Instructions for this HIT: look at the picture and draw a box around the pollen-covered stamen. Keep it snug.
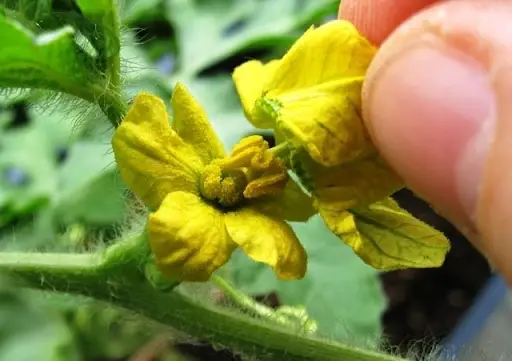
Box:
[244,158,289,199]
[199,162,247,207]
[220,135,270,170]
[200,136,290,207]
[244,172,288,199]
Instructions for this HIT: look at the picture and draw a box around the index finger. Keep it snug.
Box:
[338,0,443,45]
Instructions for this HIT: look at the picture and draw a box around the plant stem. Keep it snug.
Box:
[211,275,278,319]
[106,3,121,91]
[95,88,128,128]
[211,275,318,334]
[0,243,407,361]
[269,141,293,168]
[97,1,125,128]
[269,142,291,159]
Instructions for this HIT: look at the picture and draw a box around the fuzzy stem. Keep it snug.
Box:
[211,275,281,321]
[105,3,121,92]
[211,275,317,334]
[97,2,125,128]
[0,239,407,361]
[95,89,128,128]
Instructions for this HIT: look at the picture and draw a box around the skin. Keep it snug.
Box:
[338,0,512,284]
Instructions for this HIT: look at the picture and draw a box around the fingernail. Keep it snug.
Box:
[368,42,495,228]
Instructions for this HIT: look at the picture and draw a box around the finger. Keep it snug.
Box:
[338,0,443,45]
[362,0,512,282]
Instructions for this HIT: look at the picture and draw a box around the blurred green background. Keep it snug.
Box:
[0,0,491,360]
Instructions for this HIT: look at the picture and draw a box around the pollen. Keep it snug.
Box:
[199,136,289,208]
[199,162,246,208]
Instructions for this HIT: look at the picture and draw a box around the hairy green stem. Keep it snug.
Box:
[0,238,407,361]
[95,88,128,128]
[211,275,279,320]
[96,2,125,128]
[105,4,121,91]
[211,275,317,334]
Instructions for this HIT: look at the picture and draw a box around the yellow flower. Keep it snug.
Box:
[112,84,314,282]
[233,20,450,270]
[233,20,376,167]
[233,19,403,207]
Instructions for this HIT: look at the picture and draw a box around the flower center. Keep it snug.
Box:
[199,135,289,208]
[200,163,247,208]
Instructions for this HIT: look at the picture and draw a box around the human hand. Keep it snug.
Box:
[339,0,512,283]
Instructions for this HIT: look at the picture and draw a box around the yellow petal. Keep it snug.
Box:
[148,191,237,282]
[291,149,403,211]
[224,208,307,279]
[274,80,374,166]
[252,20,377,167]
[264,20,375,96]
[232,59,279,128]
[320,198,450,270]
[251,179,315,222]
[171,83,226,164]
[112,93,203,210]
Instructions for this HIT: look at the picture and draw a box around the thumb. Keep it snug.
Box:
[360,0,512,282]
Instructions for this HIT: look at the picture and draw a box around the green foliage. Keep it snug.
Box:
[231,215,386,346]
[0,282,80,361]
[0,101,126,230]
[166,0,338,76]
[0,107,61,226]
[68,304,154,359]
[54,142,126,226]
[0,16,96,98]
[0,0,63,31]
[75,0,121,66]
[2,0,121,72]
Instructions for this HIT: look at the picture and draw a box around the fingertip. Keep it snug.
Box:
[339,0,441,45]
[363,0,512,283]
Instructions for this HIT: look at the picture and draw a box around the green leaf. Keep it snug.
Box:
[0,89,31,106]
[69,305,154,360]
[0,0,52,30]
[165,0,338,76]
[0,15,96,99]
[230,215,386,346]
[54,141,126,225]
[0,121,57,226]
[0,108,13,130]
[0,100,125,228]
[2,0,121,75]
[0,282,80,361]
[340,198,451,269]
[75,0,121,62]
[75,0,112,13]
